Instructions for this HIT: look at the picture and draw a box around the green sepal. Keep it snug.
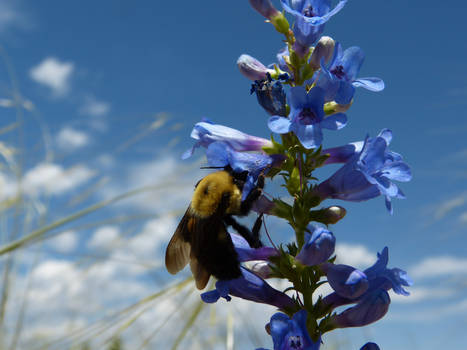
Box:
[270,12,290,35]
[270,198,293,221]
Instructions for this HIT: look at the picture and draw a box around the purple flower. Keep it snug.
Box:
[280,0,346,50]
[315,129,412,213]
[260,310,320,350]
[317,43,384,104]
[360,343,380,350]
[321,263,369,299]
[322,247,411,310]
[268,86,347,149]
[330,289,390,328]
[229,232,278,262]
[296,226,335,266]
[238,54,276,81]
[182,119,272,160]
[276,46,290,73]
[251,74,288,117]
[249,0,281,20]
[364,247,413,296]
[201,267,295,309]
[206,141,284,199]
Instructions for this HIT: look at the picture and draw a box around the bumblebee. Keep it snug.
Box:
[165,168,264,289]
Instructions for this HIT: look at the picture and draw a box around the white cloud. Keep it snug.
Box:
[80,96,110,117]
[29,57,74,96]
[88,226,120,250]
[0,0,30,33]
[56,127,90,151]
[390,286,456,304]
[409,256,467,279]
[46,231,79,253]
[22,162,94,196]
[334,243,376,269]
[100,156,202,215]
[458,211,467,224]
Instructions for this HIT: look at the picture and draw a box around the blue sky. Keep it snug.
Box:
[0,0,466,349]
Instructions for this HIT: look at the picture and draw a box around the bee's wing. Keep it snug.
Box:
[165,208,192,275]
[190,254,211,290]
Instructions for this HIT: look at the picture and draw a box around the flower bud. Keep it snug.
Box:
[248,0,280,20]
[330,289,390,328]
[237,54,275,81]
[310,206,347,225]
[309,36,335,70]
[321,263,369,299]
[296,226,335,266]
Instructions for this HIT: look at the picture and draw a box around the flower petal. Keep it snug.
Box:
[341,46,365,80]
[294,123,323,149]
[352,77,385,92]
[321,112,347,130]
[268,116,292,134]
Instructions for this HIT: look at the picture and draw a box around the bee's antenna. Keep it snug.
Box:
[200,166,225,169]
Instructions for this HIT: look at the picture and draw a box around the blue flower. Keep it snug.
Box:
[360,343,380,350]
[281,0,348,26]
[206,141,284,199]
[259,310,320,350]
[322,247,411,310]
[268,86,347,149]
[315,129,412,213]
[201,267,295,309]
[229,232,278,262]
[321,263,369,299]
[182,119,273,160]
[330,289,390,328]
[316,43,384,104]
[251,74,288,117]
[364,247,413,296]
[281,0,347,50]
[295,226,335,266]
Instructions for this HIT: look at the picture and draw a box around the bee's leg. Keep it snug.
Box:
[239,174,265,216]
[224,215,263,248]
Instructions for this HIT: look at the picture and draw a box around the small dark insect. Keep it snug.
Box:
[165,168,264,289]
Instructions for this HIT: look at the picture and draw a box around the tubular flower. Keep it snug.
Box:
[201,267,295,309]
[258,310,320,350]
[364,247,413,296]
[330,288,390,328]
[229,232,278,262]
[317,43,384,104]
[315,129,412,213]
[268,86,347,149]
[281,0,346,51]
[281,0,348,26]
[182,119,272,159]
[251,74,288,117]
[206,141,285,199]
[321,263,369,299]
[238,54,276,81]
[296,226,335,266]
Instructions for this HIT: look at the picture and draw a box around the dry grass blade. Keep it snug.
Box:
[0,183,177,256]
[170,298,205,350]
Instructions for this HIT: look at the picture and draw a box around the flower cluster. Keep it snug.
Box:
[178,1,413,349]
